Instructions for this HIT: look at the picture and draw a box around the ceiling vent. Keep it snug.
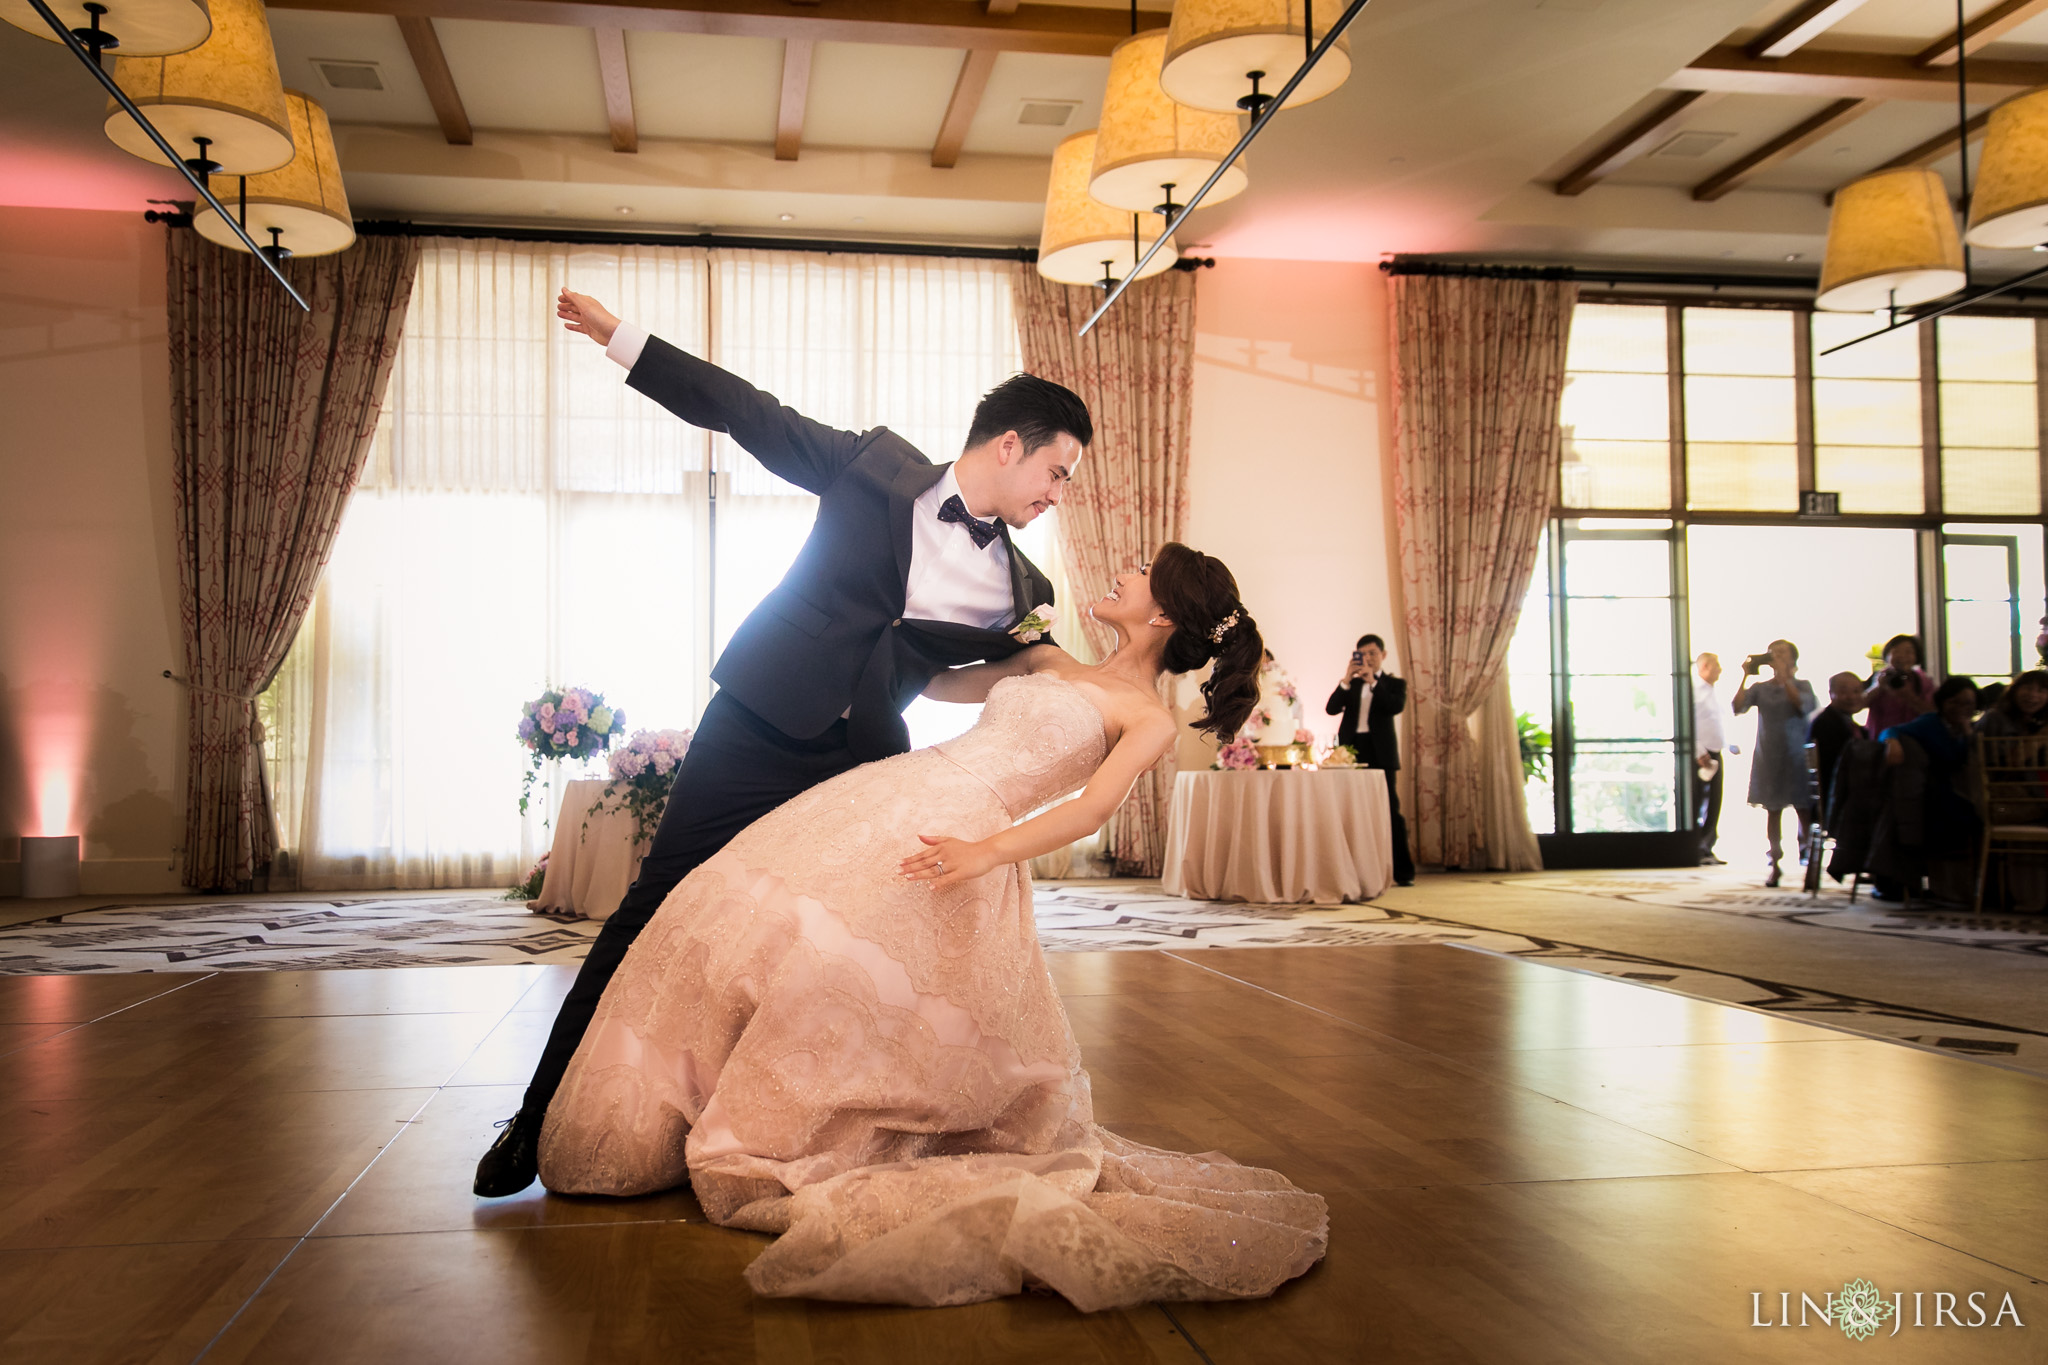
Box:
[1652,130,1735,159]
[1018,100,1081,127]
[315,60,386,92]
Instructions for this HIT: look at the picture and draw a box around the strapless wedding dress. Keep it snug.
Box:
[538,672,1327,1310]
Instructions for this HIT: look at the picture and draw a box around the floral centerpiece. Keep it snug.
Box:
[1215,736,1260,770]
[1321,743,1358,767]
[585,728,694,845]
[517,685,628,816]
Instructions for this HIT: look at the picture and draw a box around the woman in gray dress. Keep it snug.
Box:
[1731,638,1819,886]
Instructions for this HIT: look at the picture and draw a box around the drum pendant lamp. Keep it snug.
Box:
[1091,30,1249,217]
[0,0,209,57]
[193,91,355,261]
[1815,167,1966,313]
[103,0,292,177]
[1966,86,2048,248]
[1039,131,1179,287]
[1160,0,1352,115]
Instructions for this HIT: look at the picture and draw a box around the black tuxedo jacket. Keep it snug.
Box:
[626,337,1054,759]
[1326,673,1406,771]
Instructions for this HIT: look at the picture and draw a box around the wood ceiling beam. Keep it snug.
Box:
[1745,0,1871,60]
[1869,108,1991,173]
[1691,97,1875,201]
[931,48,996,168]
[1916,0,2048,67]
[269,0,1164,57]
[775,37,812,161]
[395,16,473,145]
[1668,45,2047,101]
[594,25,636,152]
[1553,90,1722,195]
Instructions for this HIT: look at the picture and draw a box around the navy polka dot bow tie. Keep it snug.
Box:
[938,494,1000,549]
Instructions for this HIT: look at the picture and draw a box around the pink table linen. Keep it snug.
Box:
[529,778,646,922]
[1163,768,1393,905]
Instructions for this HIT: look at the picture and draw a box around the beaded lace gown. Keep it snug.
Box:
[538,672,1328,1310]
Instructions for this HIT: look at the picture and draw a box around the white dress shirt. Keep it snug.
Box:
[1693,676,1727,753]
[606,322,1016,630]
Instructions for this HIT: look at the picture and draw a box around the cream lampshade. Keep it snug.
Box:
[1160,0,1352,115]
[104,0,291,176]
[1,0,210,56]
[193,91,354,259]
[1967,86,2048,248]
[1091,30,1249,215]
[1039,131,1179,286]
[1815,167,1966,312]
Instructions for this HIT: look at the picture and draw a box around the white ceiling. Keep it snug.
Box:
[4,0,2045,270]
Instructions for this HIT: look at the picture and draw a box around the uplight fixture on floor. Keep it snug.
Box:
[192,90,355,261]
[0,0,208,56]
[103,0,292,177]
[1090,29,1248,218]
[1814,167,1966,313]
[20,835,81,899]
[1037,130,1179,288]
[1160,0,1352,115]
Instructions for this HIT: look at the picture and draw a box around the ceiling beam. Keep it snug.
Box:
[1873,108,1991,172]
[594,25,636,152]
[1745,0,1871,60]
[931,48,997,169]
[1669,45,2047,101]
[1691,97,1875,201]
[776,37,812,161]
[395,16,472,146]
[270,0,1163,56]
[1916,0,2048,67]
[1553,90,1722,195]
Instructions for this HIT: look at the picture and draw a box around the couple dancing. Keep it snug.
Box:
[475,290,1327,1311]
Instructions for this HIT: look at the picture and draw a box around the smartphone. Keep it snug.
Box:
[1744,652,1772,673]
[1351,651,1365,666]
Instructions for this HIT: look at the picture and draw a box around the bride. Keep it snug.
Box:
[538,542,1328,1311]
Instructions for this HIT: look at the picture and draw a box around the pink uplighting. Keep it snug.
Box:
[36,772,77,839]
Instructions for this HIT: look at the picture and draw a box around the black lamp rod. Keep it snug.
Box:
[1815,257,2048,355]
[1077,0,1374,336]
[26,0,309,310]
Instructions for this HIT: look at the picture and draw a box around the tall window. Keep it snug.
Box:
[266,239,1026,888]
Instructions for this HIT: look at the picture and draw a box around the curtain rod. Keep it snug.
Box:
[353,219,1038,262]
[1381,256,2048,308]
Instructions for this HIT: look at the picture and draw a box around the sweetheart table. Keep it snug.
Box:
[529,778,646,922]
[1162,768,1393,905]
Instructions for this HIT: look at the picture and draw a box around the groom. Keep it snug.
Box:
[475,290,1089,1196]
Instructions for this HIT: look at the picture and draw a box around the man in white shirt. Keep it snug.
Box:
[1694,652,1731,866]
[478,289,1090,1197]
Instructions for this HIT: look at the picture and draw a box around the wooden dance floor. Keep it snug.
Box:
[3,943,2045,1363]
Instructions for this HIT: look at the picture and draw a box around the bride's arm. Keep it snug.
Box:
[920,645,1064,704]
[899,709,1177,887]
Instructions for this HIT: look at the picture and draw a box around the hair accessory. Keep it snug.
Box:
[1208,610,1240,644]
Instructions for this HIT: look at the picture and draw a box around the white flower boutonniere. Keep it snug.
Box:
[1011,603,1055,643]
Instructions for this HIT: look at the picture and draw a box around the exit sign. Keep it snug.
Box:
[1800,491,1841,518]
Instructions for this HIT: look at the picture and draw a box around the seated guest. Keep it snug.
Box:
[1809,671,1869,824]
[1865,633,1935,736]
[1978,669,2048,737]
[1327,634,1413,886]
[1872,676,1981,904]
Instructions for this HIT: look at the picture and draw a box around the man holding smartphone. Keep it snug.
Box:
[1327,634,1414,886]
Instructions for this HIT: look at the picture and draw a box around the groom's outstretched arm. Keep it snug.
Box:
[558,289,860,496]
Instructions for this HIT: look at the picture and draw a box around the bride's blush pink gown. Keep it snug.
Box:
[538,673,1327,1310]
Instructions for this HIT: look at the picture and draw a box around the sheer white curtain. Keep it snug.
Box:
[269,239,711,888]
[268,241,1036,888]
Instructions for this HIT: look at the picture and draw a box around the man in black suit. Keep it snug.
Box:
[476,289,1088,1196]
[1326,634,1414,886]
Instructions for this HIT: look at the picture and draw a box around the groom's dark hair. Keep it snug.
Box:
[964,373,1093,454]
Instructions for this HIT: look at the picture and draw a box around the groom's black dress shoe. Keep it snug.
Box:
[474,1108,543,1197]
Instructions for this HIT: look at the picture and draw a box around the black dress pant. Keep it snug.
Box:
[1375,766,1415,884]
[1696,751,1724,860]
[520,691,860,1116]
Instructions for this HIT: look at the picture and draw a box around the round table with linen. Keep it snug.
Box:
[1162,768,1393,905]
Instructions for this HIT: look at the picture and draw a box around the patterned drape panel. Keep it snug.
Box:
[1390,274,1576,870]
[168,231,421,890]
[1013,268,1196,875]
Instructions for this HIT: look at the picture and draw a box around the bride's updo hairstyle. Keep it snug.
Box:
[1149,541,1264,741]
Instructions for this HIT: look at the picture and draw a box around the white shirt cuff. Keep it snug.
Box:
[606,321,650,371]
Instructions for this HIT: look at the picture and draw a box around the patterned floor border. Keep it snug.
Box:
[2,881,2044,1076]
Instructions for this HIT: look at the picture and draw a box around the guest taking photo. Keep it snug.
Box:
[1327,634,1413,886]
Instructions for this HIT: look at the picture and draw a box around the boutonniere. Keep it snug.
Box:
[1011,603,1055,643]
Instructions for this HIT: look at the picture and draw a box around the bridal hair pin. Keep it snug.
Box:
[1208,611,1241,644]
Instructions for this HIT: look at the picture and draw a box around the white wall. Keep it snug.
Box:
[0,207,186,895]
[1180,258,1401,769]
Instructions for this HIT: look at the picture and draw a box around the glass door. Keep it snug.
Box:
[1942,533,2024,681]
